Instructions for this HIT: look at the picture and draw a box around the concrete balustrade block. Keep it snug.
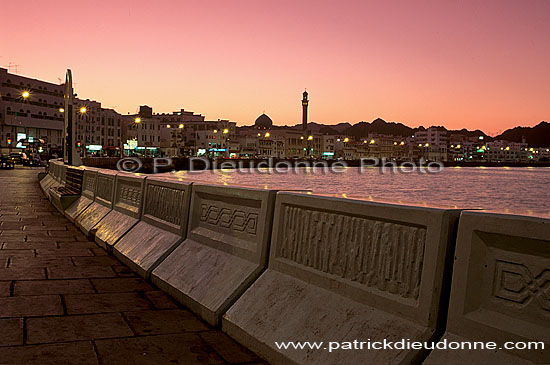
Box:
[51,160,63,182]
[39,160,53,192]
[50,166,82,213]
[152,184,276,326]
[40,160,59,194]
[39,174,55,194]
[75,170,116,236]
[57,163,67,183]
[223,192,461,364]
[48,165,68,204]
[113,177,191,279]
[94,173,146,250]
[65,168,99,223]
[424,211,550,364]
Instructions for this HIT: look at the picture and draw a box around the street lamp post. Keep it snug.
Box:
[63,69,80,165]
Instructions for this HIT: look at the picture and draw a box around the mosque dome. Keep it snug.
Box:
[254,113,273,129]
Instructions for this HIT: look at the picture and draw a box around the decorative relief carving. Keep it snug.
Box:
[118,183,141,207]
[144,184,185,226]
[494,260,550,311]
[96,176,114,202]
[200,204,258,234]
[278,205,426,300]
[83,174,95,194]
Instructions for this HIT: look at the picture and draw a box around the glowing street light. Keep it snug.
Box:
[223,128,229,134]
[59,108,65,113]
[370,139,375,144]
[79,106,87,114]
[134,117,141,124]
[343,138,349,143]
[166,124,171,128]
[308,135,313,141]
[265,132,270,137]
[213,129,218,133]
[21,91,30,99]
[179,124,184,129]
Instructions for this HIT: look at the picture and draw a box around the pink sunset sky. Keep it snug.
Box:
[1,0,548,135]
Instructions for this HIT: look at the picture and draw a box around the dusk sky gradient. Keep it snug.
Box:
[1,0,549,135]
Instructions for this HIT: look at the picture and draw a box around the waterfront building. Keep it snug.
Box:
[0,68,123,157]
[122,106,232,157]
[485,140,528,162]
[191,122,236,157]
[0,67,65,155]
[414,127,448,161]
[156,109,206,156]
[74,98,123,156]
[257,134,286,159]
[122,106,161,156]
[320,135,335,158]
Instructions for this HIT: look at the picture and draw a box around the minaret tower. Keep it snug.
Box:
[302,90,309,131]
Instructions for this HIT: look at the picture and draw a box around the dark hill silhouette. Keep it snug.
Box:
[494,121,550,147]
[343,118,414,138]
[290,122,351,134]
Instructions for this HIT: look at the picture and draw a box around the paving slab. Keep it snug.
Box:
[64,292,153,314]
[123,309,209,335]
[14,279,95,296]
[0,295,63,318]
[8,256,74,268]
[0,341,98,364]
[0,318,23,346]
[0,267,47,280]
[47,265,117,279]
[0,281,10,296]
[94,333,224,364]
[91,277,153,293]
[36,248,94,257]
[26,313,134,344]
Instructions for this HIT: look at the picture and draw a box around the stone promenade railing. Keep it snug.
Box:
[38,162,550,364]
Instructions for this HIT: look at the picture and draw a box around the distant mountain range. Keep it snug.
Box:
[240,118,549,146]
[493,121,550,147]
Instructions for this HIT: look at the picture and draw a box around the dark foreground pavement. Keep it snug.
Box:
[0,166,263,364]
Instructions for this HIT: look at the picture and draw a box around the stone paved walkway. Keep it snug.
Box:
[0,166,263,364]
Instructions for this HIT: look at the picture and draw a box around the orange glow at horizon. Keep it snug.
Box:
[1,0,548,136]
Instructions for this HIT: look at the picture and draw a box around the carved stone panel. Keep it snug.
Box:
[115,179,143,214]
[276,205,426,301]
[144,183,186,228]
[82,172,96,198]
[96,175,114,204]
